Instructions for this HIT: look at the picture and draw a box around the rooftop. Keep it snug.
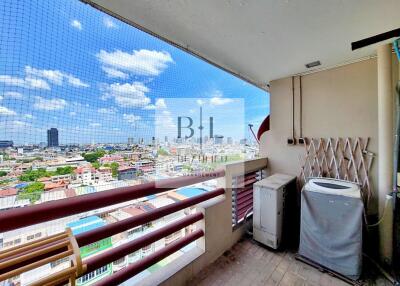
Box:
[67,215,106,235]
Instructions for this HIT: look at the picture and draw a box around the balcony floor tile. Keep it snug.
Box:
[189,238,390,286]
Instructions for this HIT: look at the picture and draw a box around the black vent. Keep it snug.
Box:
[305,61,321,68]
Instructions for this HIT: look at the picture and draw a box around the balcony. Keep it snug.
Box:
[0,1,399,285]
[0,158,269,285]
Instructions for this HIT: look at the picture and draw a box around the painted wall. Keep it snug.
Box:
[260,58,380,212]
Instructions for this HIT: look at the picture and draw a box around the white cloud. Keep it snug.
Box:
[103,18,117,29]
[98,107,117,114]
[33,96,67,111]
[0,75,50,90]
[65,75,89,88]
[0,120,32,132]
[71,19,82,30]
[12,120,31,128]
[144,98,167,110]
[0,106,16,116]
[123,114,141,124]
[25,66,89,88]
[102,81,150,107]
[96,49,173,77]
[69,111,77,116]
[3,91,23,99]
[24,114,34,119]
[101,67,129,79]
[25,66,63,84]
[155,109,176,129]
[210,97,233,106]
[196,99,205,106]
[208,90,233,106]
[89,123,101,127]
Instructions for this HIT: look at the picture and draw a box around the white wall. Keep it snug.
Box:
[261,58,381,212]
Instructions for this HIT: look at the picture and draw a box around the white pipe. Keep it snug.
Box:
[378,44,394,263]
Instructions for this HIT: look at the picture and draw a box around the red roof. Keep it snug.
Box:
[121,203,155,217]
[37,177,51,182]
[74,166,95,174]
[122,206,146,217]
[44,181,68,191]
[0,188,17,197]
[99,155,123,162]
[139,166,154,172]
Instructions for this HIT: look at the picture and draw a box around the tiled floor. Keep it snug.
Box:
[189,238,390,286]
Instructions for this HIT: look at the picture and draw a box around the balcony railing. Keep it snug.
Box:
[0,158,268,286]
[0,170,225,285]
[231,169,265,226]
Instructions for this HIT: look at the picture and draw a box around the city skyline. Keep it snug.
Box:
[0,0,269,145]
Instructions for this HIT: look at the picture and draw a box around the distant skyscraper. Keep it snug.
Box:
[128,137,134,145]
[165,136,168,143]
[214,135,224,144]
[227,137,233,145]
[47,128,59,147]
[0,140,13,149]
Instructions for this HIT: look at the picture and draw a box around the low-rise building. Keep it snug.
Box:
[68,216,113,286]
[118,166,137,180]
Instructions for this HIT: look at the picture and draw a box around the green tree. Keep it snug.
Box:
[18,182,45,203]
[83,150,106,163]
[0,171,7,177]
[19,168,54,182]
[55,166,75,175]
[110,162,119,178]
[157,148,168,156]
[92,161,100,169]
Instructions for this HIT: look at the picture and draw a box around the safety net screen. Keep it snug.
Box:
[0,0,269,285]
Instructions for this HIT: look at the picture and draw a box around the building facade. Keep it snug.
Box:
[47,128,59,147]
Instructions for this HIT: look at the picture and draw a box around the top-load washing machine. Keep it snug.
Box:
[299,178,363,280]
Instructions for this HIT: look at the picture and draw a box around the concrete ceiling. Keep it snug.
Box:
[86,0,400,89]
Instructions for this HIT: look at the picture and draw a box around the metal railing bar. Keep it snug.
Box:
[93,229,204,286]
[76,188,224,247]
[83,212,203,273]
[0,249,73,281]
[0,170,224,233]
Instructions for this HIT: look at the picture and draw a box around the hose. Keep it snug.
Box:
[366,195,391,228]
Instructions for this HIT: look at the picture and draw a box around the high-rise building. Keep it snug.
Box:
[227,137,233,145]
[164,136,168,143]
[214,135,224,144]
[47,128,59,147]
[128,137,134,145]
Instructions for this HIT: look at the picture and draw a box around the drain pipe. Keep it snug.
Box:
[377,43,394,263]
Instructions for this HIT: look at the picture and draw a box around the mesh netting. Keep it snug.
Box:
[0,0,267,146]
[0,1,269,284]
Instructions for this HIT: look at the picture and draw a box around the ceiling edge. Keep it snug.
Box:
[81,0,269,91]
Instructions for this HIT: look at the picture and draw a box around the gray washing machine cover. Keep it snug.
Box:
[299,182,363,279]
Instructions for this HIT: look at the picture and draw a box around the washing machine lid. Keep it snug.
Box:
[307,178,360,198]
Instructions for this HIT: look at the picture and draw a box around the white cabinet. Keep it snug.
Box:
[253,174,296,249]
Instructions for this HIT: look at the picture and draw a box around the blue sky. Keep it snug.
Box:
[0,0,269,145]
